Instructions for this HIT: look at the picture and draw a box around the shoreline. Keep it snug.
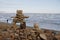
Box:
[0,22,60,32]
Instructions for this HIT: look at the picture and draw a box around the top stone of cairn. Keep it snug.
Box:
[17,10,22,14]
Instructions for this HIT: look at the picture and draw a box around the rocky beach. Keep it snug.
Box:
[0,21,60,40]
[0,10,60,40]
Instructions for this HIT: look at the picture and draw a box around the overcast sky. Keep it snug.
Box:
[0,0,60,13]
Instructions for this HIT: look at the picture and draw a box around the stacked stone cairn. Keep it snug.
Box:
[12,10,29,30]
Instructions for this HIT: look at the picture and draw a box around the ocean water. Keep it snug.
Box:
[0,13,60,31]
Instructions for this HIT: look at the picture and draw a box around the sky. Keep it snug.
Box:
[0,0,60,13]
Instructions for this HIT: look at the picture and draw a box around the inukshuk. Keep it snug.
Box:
[12,10,29,30]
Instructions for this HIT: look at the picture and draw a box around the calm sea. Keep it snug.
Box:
[0,13,60,31]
